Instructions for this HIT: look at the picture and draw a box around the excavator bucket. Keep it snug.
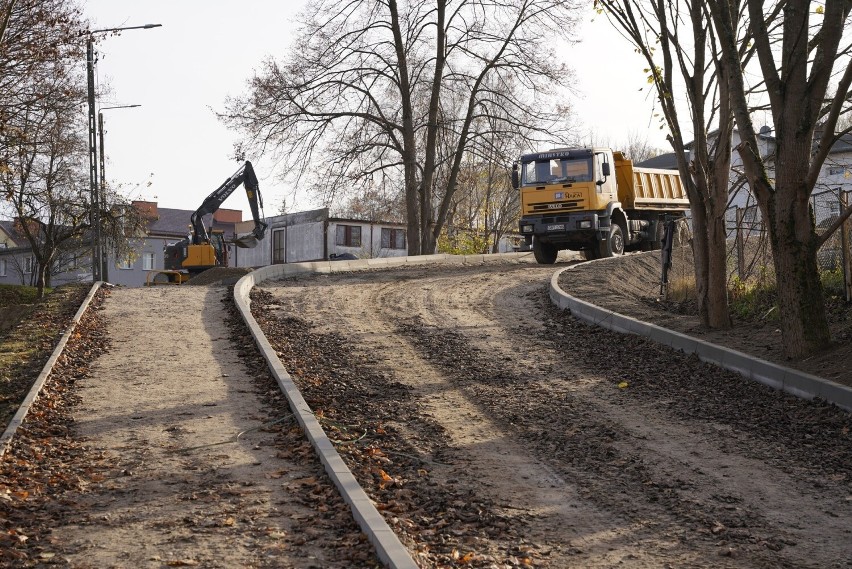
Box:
[232,234,259,249]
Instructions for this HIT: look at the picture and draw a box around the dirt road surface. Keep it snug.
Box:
[8,257,849,568]
[254,258,851,568]
[45,285,380,568]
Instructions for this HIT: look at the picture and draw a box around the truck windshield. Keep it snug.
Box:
[522,157,593,185]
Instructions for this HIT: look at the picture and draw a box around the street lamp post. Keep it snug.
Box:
[86,23,161,282]
[98,104,141,282]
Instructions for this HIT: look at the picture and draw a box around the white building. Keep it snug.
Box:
[232,208,409,268]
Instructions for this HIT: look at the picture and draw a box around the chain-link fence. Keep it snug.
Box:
[725,189,852,299]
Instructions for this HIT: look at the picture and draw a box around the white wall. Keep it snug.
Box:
[327,221,408,259]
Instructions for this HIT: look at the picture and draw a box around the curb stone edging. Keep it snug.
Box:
[550,264,852,413]
[0,282,104,458]
[233,252,535,569]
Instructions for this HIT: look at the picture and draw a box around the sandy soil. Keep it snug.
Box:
[254,257,851,568]
[46,285,379,568]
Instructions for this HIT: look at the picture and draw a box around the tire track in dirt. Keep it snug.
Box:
[260,261,851,568]
[266,268,624,566]
[386,267,849,567]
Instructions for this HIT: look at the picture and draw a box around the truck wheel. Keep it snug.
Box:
[596,224,625,258]
[610,224,626,255]
[533,237,558,264]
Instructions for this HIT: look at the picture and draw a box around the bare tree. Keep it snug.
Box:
[1,71,90,295]
[334,180,405,223]
[0,0,89,296]
[706,0,852,357]
[222,0,579,255]
[0,0,15,51]
[0,0,84,134]
[620,130,666,164]
[597,0,740,328]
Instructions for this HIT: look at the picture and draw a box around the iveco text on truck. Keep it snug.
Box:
[512,147,689,264]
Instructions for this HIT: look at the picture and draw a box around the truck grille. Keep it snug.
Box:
[540,215,573,224]
[531,201,581,212]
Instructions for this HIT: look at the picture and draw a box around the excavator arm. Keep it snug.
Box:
[155,161,269,280]
[189,160,268,248]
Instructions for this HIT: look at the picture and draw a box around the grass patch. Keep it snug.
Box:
[668,269,845,322]
[0,284,89,430]
[666,274,696,303]
[0,284,47,307]
[820,268,846,298]
[728,275,778,321]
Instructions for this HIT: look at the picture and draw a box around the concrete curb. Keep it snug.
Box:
[232,252,535,569]
[0,282,104,458]
[550,264,852,412]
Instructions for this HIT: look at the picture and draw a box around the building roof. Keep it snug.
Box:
[635,153,681,170]
[0,220,25,247]
[133,202,240,239]
[822,132,852,155]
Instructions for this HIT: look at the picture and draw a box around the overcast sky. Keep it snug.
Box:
[82,1,668,218]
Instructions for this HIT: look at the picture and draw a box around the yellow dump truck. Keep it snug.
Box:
[512,147,689,264]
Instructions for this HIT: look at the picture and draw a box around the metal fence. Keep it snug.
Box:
[725,189,852,300]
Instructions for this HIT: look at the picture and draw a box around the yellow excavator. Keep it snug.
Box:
[147,161,268,285]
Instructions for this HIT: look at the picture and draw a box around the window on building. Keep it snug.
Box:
[118,255,133,270]
[336,224,361,247]
[273,229,286,264]
[381,228,406,250]
[0,259,6,277]
[142,252,155,271]
[24,257,33,274]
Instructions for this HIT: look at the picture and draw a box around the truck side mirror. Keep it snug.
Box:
[511,164,519,190]
[602,162,611,177]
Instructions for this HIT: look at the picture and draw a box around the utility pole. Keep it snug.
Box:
[86,23,161,283]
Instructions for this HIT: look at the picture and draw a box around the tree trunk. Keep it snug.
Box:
[689,208,711,325]
[388,0,420,256]
[770,180,830,357]
[406,167,420,256]
[705,212,730,328]
[36,264,47,298]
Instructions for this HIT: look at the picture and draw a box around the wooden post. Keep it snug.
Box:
[736,207,745,279]
[841,192,852,302]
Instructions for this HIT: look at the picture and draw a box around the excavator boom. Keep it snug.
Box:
[190,161,268,247]
[151,161,268,283]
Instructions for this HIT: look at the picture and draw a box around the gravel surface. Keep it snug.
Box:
[254,258,851,568]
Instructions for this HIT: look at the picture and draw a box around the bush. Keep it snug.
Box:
[728,275,778,321]
[821,267,846,297]
[436,231,489,255]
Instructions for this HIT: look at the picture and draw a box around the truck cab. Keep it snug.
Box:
[513,146,688,264]
[515,147,621,263]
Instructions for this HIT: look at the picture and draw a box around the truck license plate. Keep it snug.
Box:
[546,224,565,231]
